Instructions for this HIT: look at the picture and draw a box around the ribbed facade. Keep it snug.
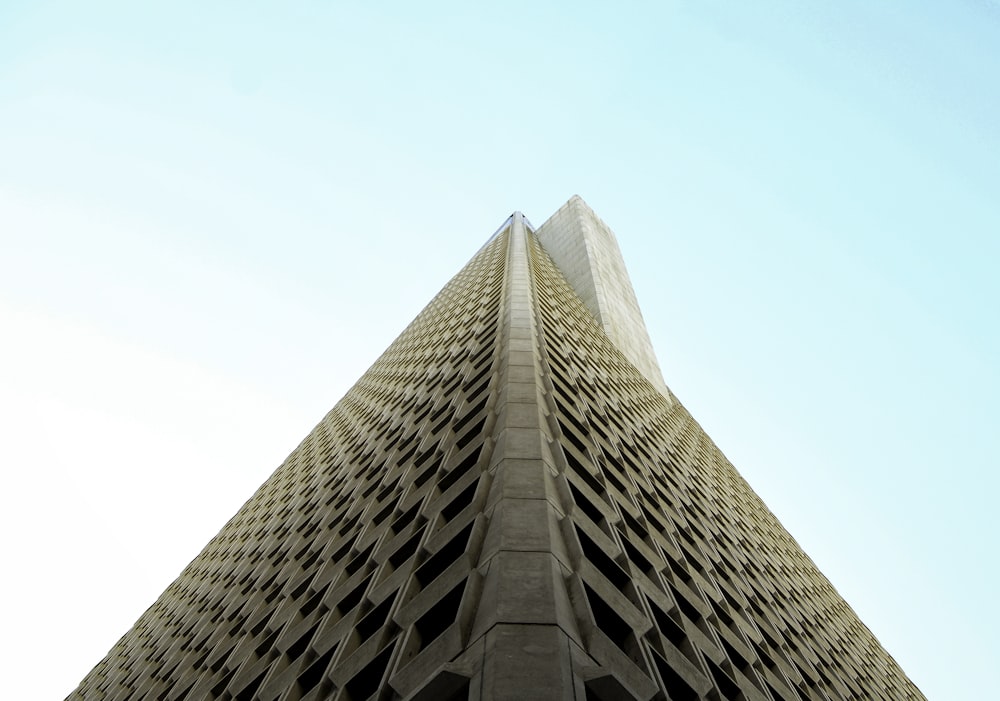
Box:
[69,203,922,700]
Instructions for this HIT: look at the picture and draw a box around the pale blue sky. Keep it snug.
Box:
[1,2,997,698]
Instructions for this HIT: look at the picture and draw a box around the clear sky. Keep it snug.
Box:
[1,2,997,698]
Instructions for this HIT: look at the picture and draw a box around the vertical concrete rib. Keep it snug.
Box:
[473,213,580,700]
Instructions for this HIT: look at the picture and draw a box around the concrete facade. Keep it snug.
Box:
[69,199,923,700]
[535,195,667,396]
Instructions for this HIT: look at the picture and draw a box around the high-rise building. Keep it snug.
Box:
[70,197,923,700]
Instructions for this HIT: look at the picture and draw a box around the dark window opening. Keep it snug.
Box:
[416,522,473,588]
[296,644,337,696]
[413,579,465,651]
[355,596,394,643]
[583,582,632,651]
[576,525,630,590]
[441,478,478,523]
[343,643,394,701]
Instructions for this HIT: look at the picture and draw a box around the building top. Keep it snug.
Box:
[536,195,668,395]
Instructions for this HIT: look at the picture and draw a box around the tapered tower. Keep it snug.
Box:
[70,198,922,700]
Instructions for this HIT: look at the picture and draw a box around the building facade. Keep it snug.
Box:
[70,199,922,700]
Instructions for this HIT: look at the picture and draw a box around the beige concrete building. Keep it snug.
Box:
[69,199,922,700]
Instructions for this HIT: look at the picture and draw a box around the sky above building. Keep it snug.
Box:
[1,2,997,698]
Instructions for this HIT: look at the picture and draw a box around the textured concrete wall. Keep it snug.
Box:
[535,196,668,395]
[68,209,924,701]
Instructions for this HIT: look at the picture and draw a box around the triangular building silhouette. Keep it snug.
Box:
[70,198,923,700]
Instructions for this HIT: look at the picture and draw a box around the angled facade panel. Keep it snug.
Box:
[69,201,922,700]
